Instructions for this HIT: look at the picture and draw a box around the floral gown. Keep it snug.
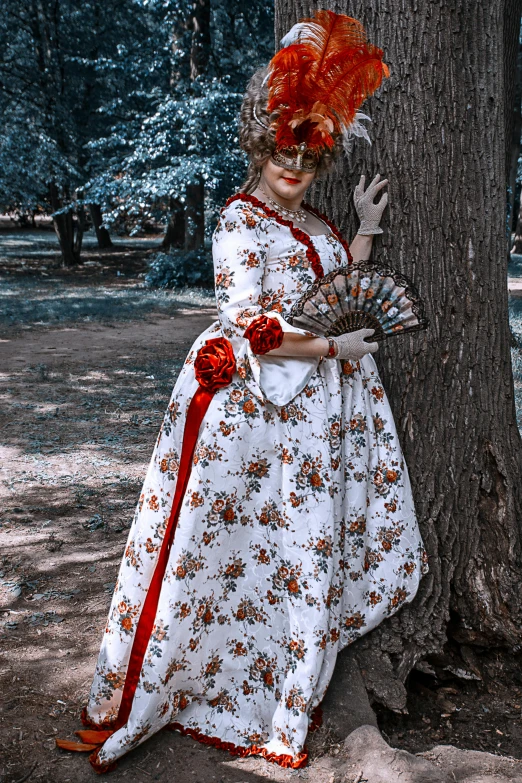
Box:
[81,193,429,772]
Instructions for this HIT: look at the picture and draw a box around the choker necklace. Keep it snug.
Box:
[258,187,308,223]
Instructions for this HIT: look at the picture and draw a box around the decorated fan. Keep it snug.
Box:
[287,261,428,341]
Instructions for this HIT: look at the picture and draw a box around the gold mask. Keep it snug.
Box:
[271,142,319,172]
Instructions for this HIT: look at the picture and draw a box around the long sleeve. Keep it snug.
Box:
[212,200,320,406]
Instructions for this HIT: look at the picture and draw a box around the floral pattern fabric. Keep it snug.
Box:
[84,196,429,769]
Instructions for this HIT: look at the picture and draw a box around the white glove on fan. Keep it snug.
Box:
[354,173,389,235]
[332,328,379,361]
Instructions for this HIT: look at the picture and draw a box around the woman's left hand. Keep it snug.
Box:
[354,173,389,235]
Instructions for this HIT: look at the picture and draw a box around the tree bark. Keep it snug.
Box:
[505,12,522,238]
[275,0,522,714]
[74,201,86,259]
[89,203,113,249]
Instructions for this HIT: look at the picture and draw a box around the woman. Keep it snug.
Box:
[57,10,428,773]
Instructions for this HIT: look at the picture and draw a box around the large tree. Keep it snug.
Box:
[275,0,522,777]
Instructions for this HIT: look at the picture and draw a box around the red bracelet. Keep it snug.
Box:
[326,337,337,358]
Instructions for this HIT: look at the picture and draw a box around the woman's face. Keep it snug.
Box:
[260,157,316,203]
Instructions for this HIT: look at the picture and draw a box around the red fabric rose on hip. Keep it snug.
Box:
[194,337,236,393]
[243,315,284,355]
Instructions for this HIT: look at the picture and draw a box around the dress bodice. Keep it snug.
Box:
[214,195,350,322]
[211,196,352,407]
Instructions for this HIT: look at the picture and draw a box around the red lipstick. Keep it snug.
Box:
[283,177,301,184]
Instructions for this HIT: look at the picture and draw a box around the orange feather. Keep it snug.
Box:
[267,10,388,150]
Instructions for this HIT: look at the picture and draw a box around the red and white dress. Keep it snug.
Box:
[74,194,429,772]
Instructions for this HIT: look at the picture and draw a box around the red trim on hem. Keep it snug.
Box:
[225,193,325,279]
[89,748,119,775]
[74,703,323,774]
[81,706,115,731]
[166,722,309,769]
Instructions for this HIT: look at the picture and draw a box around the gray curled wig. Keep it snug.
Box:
[238,67,341,194]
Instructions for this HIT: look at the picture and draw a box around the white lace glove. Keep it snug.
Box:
[353,173,389,235]
[332,328,379,360]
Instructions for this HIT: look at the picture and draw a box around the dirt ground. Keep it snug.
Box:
[2,232,522,783]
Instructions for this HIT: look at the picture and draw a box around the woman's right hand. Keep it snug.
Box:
[333,329,379,360]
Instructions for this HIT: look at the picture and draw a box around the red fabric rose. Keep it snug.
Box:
[194,337,236,393]
[243,315,284,355]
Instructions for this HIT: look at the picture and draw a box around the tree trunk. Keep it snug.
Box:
[161,198,185,250]
[74,201,86,258]
[275,0,522,715]
[184,178,205,251]
[190,0,211,80]
[182,0,211,250]
[89,203,113,249]
[49,183,81,266]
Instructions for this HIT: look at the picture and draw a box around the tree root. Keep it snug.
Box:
[341,725,450,782]
[333,726,522,783]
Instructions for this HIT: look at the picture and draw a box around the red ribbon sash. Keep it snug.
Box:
[115,385,213,728]
[56,384,213,767]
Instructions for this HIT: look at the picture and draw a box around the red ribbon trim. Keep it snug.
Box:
[224,193,354,278]
[56,384,215,770]
[115,385,214,729]
[302,200,353,264]
[167,721,309,769]
[66,703,322,774]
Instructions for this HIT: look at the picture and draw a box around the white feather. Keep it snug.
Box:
[341,112,372,155]
[280,21,321,48]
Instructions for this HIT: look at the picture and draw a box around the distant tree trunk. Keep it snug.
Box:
[182,0,211,251]
[161,198,185,250]
[49,183,81,266]
[512,198,522,254]
[89,204,113,249]
[164,1,209,251]
[190,0,211,81]
[74,200,86,258]
[275,0,522,723]
[184,178,205,251]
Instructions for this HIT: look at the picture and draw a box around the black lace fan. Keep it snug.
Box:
[287,261,429,341]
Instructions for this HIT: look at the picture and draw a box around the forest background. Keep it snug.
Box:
[2,1,522,782]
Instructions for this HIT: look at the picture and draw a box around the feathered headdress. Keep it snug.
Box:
[266,10,389,152]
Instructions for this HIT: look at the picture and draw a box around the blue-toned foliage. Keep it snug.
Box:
[145,248,214,289]
[0,0,274,237]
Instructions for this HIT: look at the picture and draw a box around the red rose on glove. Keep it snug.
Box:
[194,337,236,393]
[244,315,284,355]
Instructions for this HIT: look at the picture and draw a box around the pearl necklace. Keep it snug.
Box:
[258,187,308,223]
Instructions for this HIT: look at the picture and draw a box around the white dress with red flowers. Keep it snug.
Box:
[81,194,429,771]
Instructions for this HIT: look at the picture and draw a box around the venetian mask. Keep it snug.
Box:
[271,142,319,173]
